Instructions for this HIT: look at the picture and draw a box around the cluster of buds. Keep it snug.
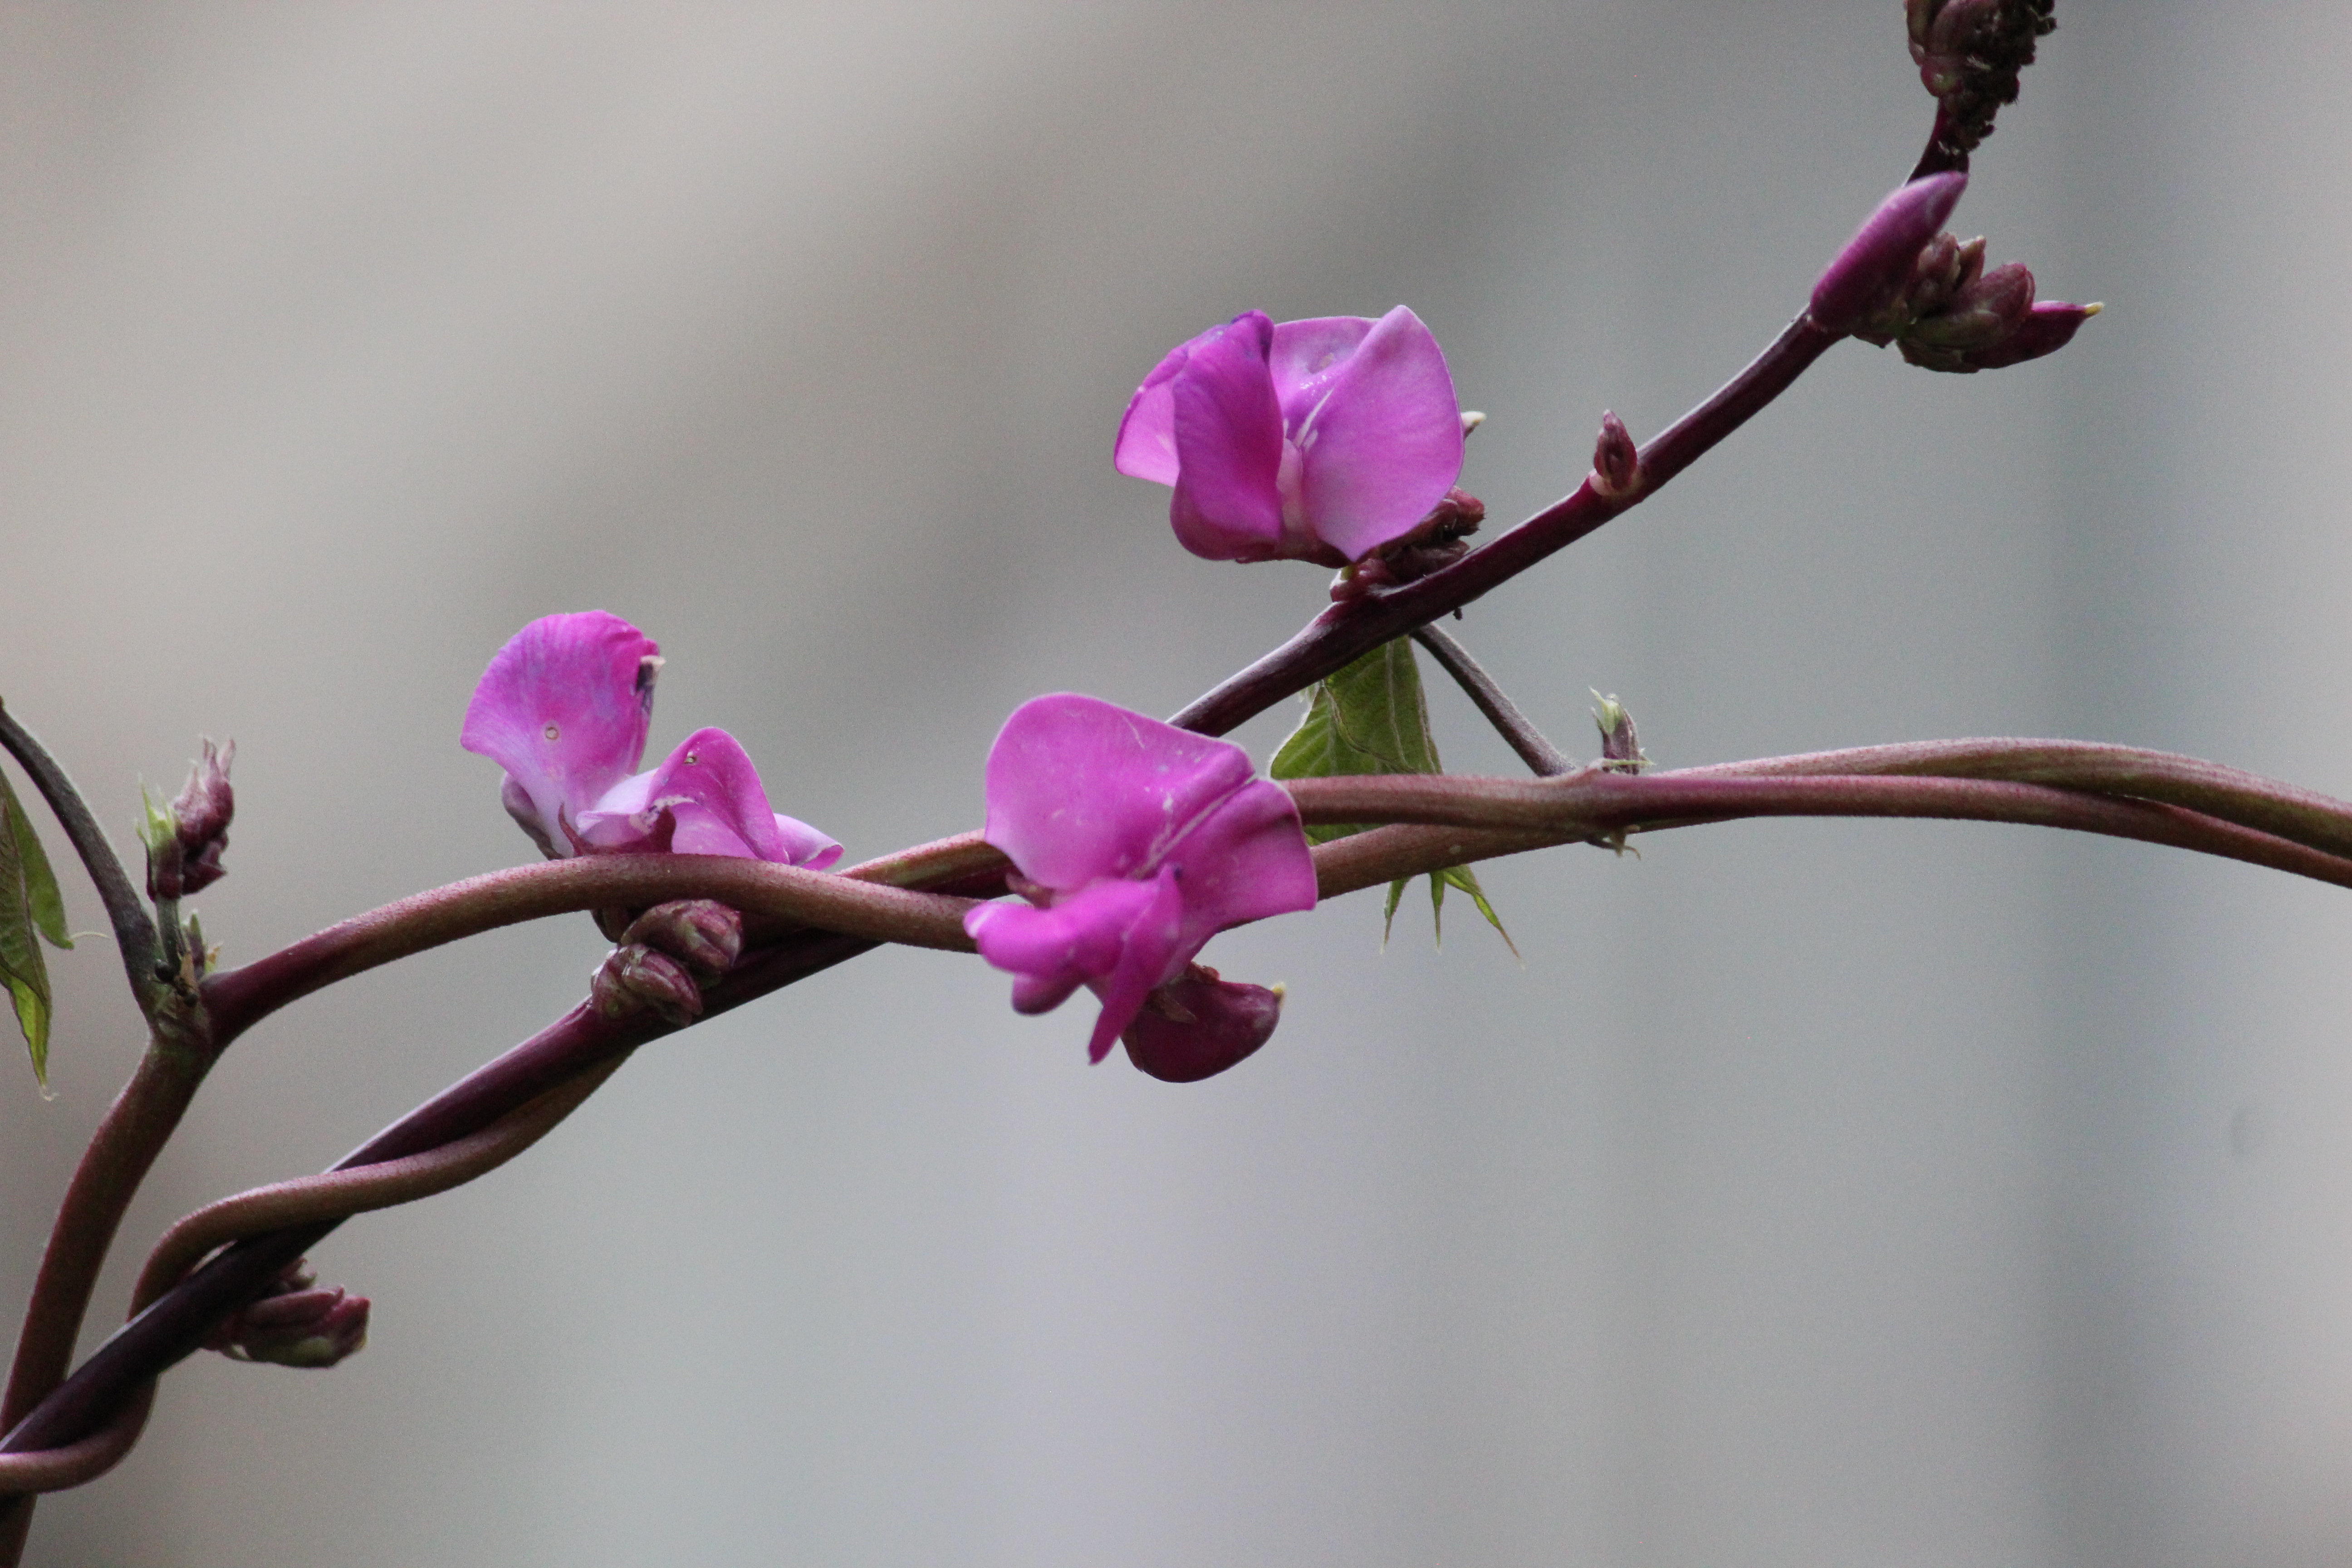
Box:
[1813,173,2095,374]
[1907,0,2058,161]
[588,898,744,1028]
[203,1259,369,1369]
[1855,229,2099,374]
[143,739,234,902]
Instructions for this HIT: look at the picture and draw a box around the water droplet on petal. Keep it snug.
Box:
[543,723,561,742]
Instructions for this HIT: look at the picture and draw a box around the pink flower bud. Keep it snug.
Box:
[1904,260,2037,353]
[617,899,744,982]
[1809,173,1969,336]
[1590,411,1639,498]
[169,739,234,894]
[205,1261,371,1369]
[590,943,704,1027]
[1945,299,2101,372]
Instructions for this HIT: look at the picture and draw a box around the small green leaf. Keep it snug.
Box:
[5,976,47,1085]
[1271,637,1511,950]
[1436,864,1516,956]
[0,768,71,950]
[0,787,58,1084]
[1381,875,1408,945]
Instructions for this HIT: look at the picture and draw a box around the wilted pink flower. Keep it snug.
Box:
[461,612,840,868]
[1114,307,1465,567]
[1120,963,1289,1083]
[965,695,1318,1072]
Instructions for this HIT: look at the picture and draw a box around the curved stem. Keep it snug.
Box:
[1410,626,1575,776]
[0,704,159,1009]
[132,1055,628,1316]
[203,852,981,1048]
[15,735,2352,1485]
[1292,769,2352,896]
[1168,316,1840,738]
[0,1042,211,1441]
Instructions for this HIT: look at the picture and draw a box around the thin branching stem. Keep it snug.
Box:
[0,703,159,1008]
[1410,626,1575,777]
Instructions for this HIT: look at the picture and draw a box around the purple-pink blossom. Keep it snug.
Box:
[964,694,1318,1076]
[461,611,840,869]
[1114,307,1465,567]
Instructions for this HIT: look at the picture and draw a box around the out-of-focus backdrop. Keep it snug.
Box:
[3,3,2348,1564]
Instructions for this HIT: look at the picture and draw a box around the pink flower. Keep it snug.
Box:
[461,612,840,868]
[964,694,1318,1074]
[1114,307,1465,567]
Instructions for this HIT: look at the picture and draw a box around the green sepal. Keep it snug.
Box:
[1272,636,1511,950]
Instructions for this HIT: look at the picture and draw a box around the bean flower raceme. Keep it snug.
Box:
[965,695,1319,1080]
[461,611,841,868]
[1114,307,1465,567]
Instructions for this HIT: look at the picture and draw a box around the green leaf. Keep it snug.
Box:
[0,783,60,1084]
[5,977,47,1086]
[1272,637,1511,950]
[1,768,71,950]
[1435,864,1516,956]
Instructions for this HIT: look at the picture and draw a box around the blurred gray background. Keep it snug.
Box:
[2,3,2347,1564]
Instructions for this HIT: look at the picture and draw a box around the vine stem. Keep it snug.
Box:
[202,848,983,1048]
[15,737,2352,1480]
[0,708,199,1562]
[1293,771,2352,897]
[1410,626,1575,776]
[0,702,161,1011]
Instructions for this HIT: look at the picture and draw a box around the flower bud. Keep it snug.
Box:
[205,1260,370,1368]
[1908,0,2057,160]
[1895,249,2097,374]
[1904,260,2036,353]
[169,739,234,895]
[1121,965,1285,1083]
[1591,692,1646,771]
[1936,299,2101,372]
[1590,411,1640,498]
[591,943,704,1026]
[618,899,743,982]
[1809,173,1968,336]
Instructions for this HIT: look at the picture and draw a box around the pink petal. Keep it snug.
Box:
[772,814,844,870]
[1293,305,1465,562]
[981,695,1257,891]
[461,612,661,855]
[965,877,1159,1006]
[1112,338,1199,486]
[1121,969,1285,1083]
[1162,775,1319,957]
[1166,312,1288,561]
[578,727,830,865]
[1266,315,1373,427]
[1084,866,1186,1063]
